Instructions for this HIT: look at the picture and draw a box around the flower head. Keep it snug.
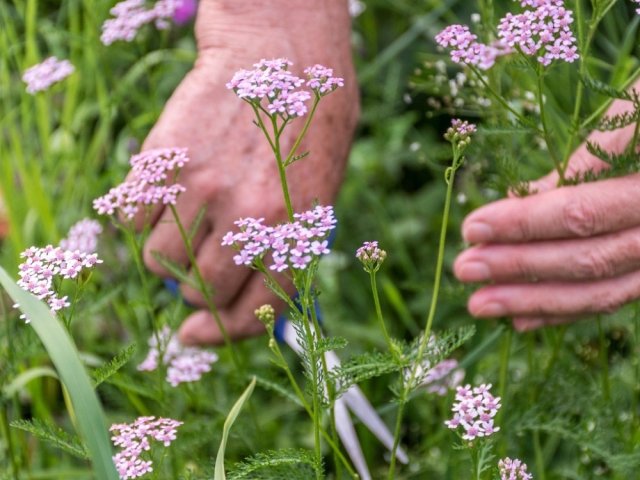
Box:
[16,245,102,322]
[227,59,343,119]
[101,0,181,45]
[445,383,501,441]
[110,416,182,479]
[355,241,386,273]
[22,57,74,94]
[223,205,336,272]
[410,359,465,396]
[497,0,578,66]
[59,219,103,254]
[137,326,218,387]
[435,24,511,70]
[499,457,533,480]
[445,118,477,148]
[93,147,189,220]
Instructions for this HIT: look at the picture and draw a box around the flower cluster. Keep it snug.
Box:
[93,147,189,220]
[355,241,387,273]
[304,64,345,95]
[138,326,218,387]
[111,416,182,479]
[226,59,343,118]
[444,383,501,441]
[634,0,640,14]
[435,25,511,70]
[59,219,103,254]
[498,0,578,66]
[499,457,533,480]
[445,118,476,148]
[22,56,74,94]
[16,246,102,322]
[101,0,181,45]
[223,205,336,272]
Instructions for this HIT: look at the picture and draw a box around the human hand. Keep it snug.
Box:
[138,0,359,344]
[454,90,640,331]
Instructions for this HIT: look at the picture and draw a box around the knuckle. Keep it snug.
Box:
[574,249,615,279]
[562,198,600,237]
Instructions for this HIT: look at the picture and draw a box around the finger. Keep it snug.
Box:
[455,225,640,283]
[179,228,252,308]
[178,270,290,345]
[467,268,640,319]
[512,316,577,331]
[143,187,211,276]
[461,173,640,244]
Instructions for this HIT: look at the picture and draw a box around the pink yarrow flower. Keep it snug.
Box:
[138,326,218,387]
[435,24,512,70]
[110,416,182,479]
[356,240,387,273]
[414,359,465,396]
[499,457,533,480]
[59,219,103,254]
[16,245,102,322]
[93,147,189,220]
[101,0,182,45]
[497,0,578,66]
[445,383,501,441]
[227,59,343,119]
[22,56,74,94]
[223,205,336,272]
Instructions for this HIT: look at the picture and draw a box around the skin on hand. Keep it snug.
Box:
[454,82,640,331]
[137,0,359,345]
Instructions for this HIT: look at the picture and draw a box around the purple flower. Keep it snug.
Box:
[93,147,189,220]
[497,0,578,66]
[355,241,387,273]
[138,326,218,387]
[227,59,343,119]
[222,205,336,272]
[59,219,102,254]
[499,457,533,480]
[22,57,74,94]
[110,416,182,479]
[101,0,182,45]
[173,0,197,24]
[445,383,501,441]
[435,25,511,70]
[15,246,102,322]
[634,0,640,14]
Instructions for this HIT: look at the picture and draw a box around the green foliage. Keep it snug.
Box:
[10,418,88,460]
[331,350,406,399]
[228,449,319,479]
[91,343,136,387]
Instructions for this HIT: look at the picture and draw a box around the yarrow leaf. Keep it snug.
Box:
[91,343,136,388]
[330,350,407,399]
[11,418,89,459]
[228,448,320,479]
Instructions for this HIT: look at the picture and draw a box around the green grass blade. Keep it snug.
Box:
[214,377,257,480]
[0,266,119,480]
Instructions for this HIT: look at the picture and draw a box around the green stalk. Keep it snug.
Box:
[370,271,396,357]
[168,205,242,371]
[284,95,321,166]
[597,316,611,402]
[389,147,462,478]
[0,404,19,480]
[536,70,562,172]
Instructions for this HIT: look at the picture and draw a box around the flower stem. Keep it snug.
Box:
[370,271,397,357]
[168,205,243,371]
[597,315,611,402]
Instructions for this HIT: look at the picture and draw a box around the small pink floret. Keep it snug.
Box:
[22,56,74,94]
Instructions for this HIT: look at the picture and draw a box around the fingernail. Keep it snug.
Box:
[463,222,494,243]
[457,261,490,282]
[474,302,507,317]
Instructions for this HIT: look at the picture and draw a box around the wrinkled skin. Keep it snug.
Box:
[138,0,359,344]
[454,82,640,330]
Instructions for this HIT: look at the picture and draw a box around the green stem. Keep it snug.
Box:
[536,70,562,172]
[389,148,462,478]
[533,430,546,480]
[284,96,321,166]
[370,271,396,356]
[496,326,512,435]
[597,315,611,402]
[0,404,19,480]
[272,118,295,221]
[387,398,406,480]
[168,205,242,371]
[468,65,540,133]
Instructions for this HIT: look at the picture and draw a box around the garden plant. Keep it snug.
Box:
[2,0,640,479]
